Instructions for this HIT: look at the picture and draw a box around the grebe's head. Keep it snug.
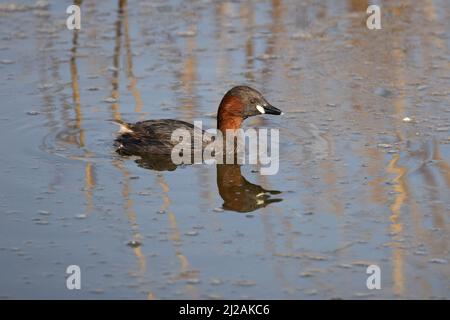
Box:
[219,86,282,119]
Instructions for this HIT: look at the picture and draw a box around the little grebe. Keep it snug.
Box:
[114,85,282,157]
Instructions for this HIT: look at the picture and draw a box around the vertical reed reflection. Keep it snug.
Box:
[386,154,407,295]
[109,0,154,299]
[387,6,408,297]
[110,0,126,121]
[34,1,62,194]
[69,0,96,215]
[240,1,255,81]
[70,21,84,148]
[214,2,232,82]
[178,9,198,122]
[157,176,199,299]
[123,0,143,113]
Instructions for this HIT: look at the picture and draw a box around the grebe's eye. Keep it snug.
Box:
[250,98,257,104]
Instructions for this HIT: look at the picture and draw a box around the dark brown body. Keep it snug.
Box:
[115,119,208,157]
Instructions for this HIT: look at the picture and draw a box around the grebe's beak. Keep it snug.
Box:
[262,104,282,115]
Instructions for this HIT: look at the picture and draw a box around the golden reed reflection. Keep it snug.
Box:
[35,2,64,194]
[110,0,126,121]
[214,2,231,82]
[114,160,146,272]
[386,155,407,234]
[84,162,95,214]
[70,30,85,148]
[386,126,407,295]
[240,1,255,81]
[178,9,198,122]
[69,0,96,215]
[157,176,199,298]
[390,97,407,286]
[109,0,154,299]
[386,2,409,296]
[123,0,143,113]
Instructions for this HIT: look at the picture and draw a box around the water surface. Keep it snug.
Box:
[0,0,449,299]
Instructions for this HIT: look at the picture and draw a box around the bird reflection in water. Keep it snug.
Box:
[216,164,282,212]
[133,155,282,213]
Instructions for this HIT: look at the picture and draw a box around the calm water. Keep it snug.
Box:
[0,0,449,299]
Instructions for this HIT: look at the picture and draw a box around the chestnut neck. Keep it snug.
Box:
[217,95,244,133]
